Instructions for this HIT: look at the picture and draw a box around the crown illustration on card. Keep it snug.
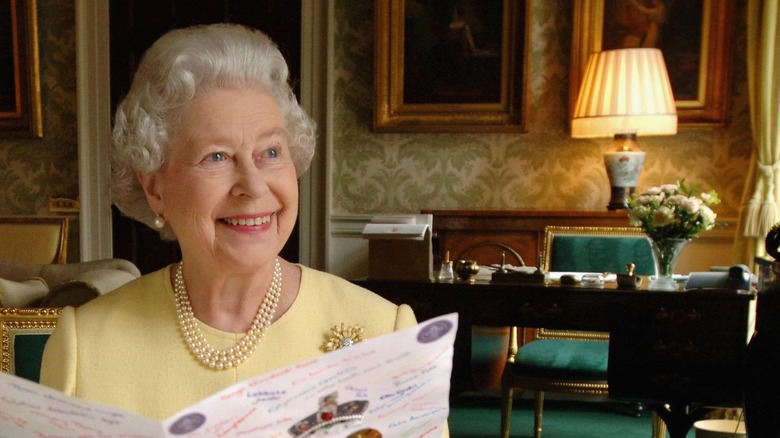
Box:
[288,391,369,437]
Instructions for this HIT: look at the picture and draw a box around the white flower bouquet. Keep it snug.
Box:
[627,180,720,242]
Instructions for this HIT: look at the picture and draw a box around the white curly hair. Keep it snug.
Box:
[111,23,316,240]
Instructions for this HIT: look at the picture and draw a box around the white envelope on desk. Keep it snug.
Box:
[361,223,429,240]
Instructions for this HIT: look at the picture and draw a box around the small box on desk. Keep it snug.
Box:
[363,215,433,281]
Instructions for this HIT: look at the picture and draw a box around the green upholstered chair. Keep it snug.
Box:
[0,308,61,382]
[500,226,661,438]
[545,230,656,276]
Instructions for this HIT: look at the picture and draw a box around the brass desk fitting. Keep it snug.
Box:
[616,262,642,288]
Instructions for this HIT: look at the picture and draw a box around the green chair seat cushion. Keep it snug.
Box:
[513,339,608,380]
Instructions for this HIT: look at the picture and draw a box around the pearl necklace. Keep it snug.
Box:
[174,259,282,370]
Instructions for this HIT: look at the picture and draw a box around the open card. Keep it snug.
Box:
[0,313,457,437]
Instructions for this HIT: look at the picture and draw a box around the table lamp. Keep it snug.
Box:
[571,48,677,210]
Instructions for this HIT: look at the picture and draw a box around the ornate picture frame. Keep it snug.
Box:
[374,0,530,133]
[570,0,734,125]
[1,308,61,381]
[0,0,43,137]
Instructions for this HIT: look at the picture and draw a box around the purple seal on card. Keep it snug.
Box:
[417,319,453,343]
[168,412,206,435]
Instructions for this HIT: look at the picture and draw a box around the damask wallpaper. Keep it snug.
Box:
[0,0,752,267]
[331,0,750,219]
[0,0,77,216]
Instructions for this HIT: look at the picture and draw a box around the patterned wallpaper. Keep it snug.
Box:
[0,0,77,215]
[0,1,751,263]
[331,0,751,218]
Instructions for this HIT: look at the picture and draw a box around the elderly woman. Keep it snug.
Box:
[40,23,441,432]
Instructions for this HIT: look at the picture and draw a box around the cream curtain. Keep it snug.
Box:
[736,0,780,264]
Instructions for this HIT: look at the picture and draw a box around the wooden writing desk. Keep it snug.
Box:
[352,278,755,438]
[421,209,737,274]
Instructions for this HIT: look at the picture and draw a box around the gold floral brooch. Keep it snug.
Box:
[322,323,365,352]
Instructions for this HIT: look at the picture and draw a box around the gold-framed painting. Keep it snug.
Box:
[0,0,43,138]
[570,0,734,126]
[374,0,530,133]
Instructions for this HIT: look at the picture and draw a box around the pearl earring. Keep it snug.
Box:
[153,215,165,229]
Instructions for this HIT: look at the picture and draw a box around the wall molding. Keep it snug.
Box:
[299,1,332,270]
[76,0,112,261]
[330,215,372,237]
[327,214,372,278]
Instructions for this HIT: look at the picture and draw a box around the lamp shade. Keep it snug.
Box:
[571,48,677,138]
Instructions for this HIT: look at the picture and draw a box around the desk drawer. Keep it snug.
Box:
[607,295,750,406]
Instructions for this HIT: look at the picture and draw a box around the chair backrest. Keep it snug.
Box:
[541,225,656,276]
[0,217,69,264]
[0,308,61,382]
[535,226,656,341]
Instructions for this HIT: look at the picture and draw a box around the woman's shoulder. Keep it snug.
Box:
[75,265,172,315]
[295,265,416,329]
[298,265,386,302]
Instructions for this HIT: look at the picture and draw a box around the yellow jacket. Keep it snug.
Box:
[41,265,418,420]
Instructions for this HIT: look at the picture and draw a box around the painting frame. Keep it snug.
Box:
[374,0,530,133]
[0,0,43,138]
[570,0,734,126]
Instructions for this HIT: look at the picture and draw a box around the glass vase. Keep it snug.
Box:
[649,238,689,291]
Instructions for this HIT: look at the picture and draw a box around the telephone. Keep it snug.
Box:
[685,264,756,291]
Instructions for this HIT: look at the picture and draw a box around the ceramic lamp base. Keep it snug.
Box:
[603,134,646,211]
[607,186,635,210]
